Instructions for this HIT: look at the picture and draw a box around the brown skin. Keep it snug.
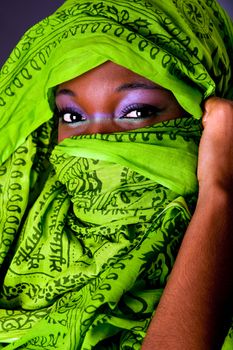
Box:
[55,61,187,142]
[56,62,233,348]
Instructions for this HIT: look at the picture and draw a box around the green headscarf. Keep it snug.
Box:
[0,0,232,349]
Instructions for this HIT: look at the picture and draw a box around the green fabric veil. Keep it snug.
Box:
[0,0,232,349]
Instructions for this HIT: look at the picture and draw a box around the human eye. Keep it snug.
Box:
[119,104,161,120]
[57,108,87,124]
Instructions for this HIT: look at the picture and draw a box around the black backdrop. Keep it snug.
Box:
[0,0,232,67]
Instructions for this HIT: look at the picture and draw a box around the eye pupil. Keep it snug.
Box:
[119,106,159,120]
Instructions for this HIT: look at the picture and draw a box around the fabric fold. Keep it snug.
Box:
[0,120,200,349]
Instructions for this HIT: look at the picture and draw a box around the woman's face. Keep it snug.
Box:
[56,61,187,142]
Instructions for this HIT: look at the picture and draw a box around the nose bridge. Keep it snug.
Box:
[87,113,116,134]
[91,112,112,120]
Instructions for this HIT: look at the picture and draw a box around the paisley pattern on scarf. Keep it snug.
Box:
[173,0,214,38]
[0,0,232,349]
[0,119,202,349]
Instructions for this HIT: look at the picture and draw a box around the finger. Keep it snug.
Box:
[201,96,219,128]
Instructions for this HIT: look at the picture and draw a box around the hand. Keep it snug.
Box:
[198,97,233,193]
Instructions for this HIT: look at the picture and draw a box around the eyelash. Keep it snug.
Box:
[119,104,162,120]
[56,104,162,124]
[56,108,86,124]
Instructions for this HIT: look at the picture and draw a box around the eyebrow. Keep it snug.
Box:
[115,82,162,92]
[56,89,76,97]
[55,81,162,98]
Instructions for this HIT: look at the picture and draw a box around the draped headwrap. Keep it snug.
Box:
[0,1,232,349]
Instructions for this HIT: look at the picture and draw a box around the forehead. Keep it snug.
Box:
[57,61,162,91]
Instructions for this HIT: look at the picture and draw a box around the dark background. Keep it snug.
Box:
[0,0,232,67]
